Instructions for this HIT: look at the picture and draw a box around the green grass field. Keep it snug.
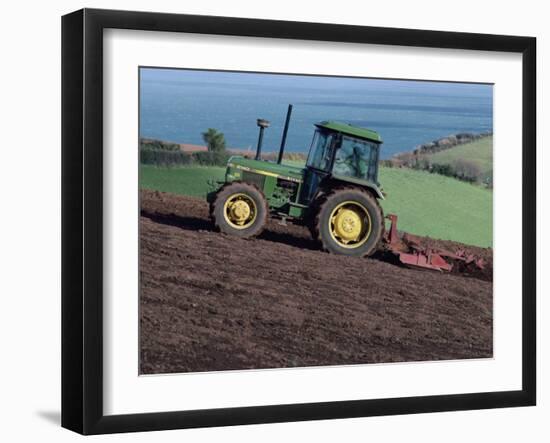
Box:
[427,136,493,181]
[140,165,226,198]
[378,168,492,247]
[140,164,492,247]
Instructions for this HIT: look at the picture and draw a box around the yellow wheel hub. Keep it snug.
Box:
[332,208,362,240]
[223,193,257,229]
[329,201,372,248]
[230,200,251,221]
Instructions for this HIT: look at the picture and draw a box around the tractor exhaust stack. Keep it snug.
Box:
[255,118,270,160]
[277,104,293,164]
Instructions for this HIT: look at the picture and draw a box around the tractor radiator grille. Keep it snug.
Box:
[242,171,266,189]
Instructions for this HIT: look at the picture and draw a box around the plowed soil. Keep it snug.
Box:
[140,190,493,374]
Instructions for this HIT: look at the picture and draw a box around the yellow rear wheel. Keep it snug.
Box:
[313,188,383,257]
[329,201,372,248]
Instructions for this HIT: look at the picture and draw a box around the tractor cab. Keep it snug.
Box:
[303,121,383,204]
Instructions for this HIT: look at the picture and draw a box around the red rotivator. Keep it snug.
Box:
[384,214,486,273]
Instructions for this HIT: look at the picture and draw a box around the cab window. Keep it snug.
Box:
[307,130,335,171]
[333,136,378,182]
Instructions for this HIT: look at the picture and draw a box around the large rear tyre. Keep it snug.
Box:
[211,182,268,238]
[313,188,383,257]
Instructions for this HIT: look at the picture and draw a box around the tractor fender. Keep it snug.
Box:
[323,176,385,200]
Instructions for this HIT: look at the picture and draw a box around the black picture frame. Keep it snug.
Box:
[61,8,537,435]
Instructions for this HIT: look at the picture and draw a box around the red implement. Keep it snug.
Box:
[383,214,485,273]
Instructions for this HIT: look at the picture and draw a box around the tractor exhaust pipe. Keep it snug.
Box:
[255,118,270,160]
[277,104,293,164]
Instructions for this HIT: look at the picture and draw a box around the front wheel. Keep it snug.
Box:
[313,188,383,257]
[211,182,268,238]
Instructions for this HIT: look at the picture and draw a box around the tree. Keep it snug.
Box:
[202,128,226,153]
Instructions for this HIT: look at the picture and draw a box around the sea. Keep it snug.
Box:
[139,68,493,159]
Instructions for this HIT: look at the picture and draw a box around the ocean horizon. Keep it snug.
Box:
[139,68,493,159]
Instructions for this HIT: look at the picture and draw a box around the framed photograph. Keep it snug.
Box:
[61,8,536,435]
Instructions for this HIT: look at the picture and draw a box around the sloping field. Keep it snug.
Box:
[379,168,492,247]
[140,165,225,198]
[139,190,492,375]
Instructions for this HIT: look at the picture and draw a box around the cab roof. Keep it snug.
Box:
[315,121,383,143]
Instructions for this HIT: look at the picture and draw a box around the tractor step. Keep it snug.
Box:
[275,213,290,226]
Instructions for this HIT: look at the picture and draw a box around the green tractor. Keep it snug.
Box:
[207,105,385,257]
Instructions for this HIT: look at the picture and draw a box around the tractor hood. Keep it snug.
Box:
[227,156,305,183]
